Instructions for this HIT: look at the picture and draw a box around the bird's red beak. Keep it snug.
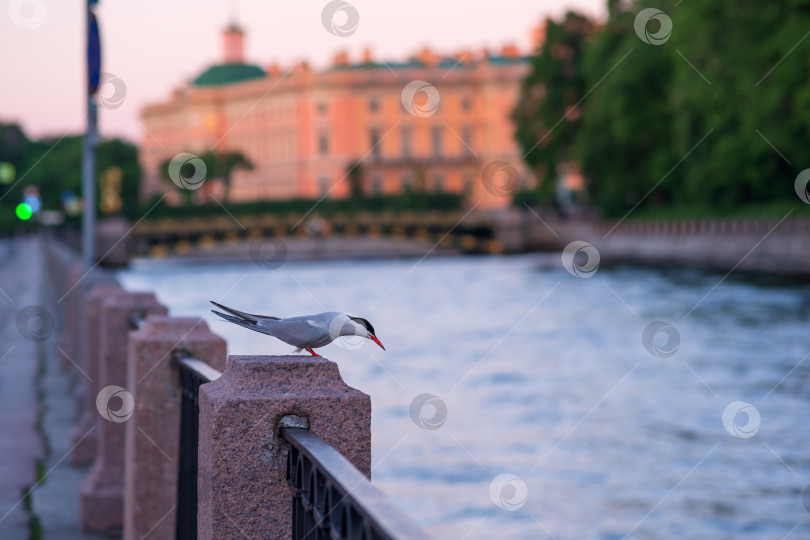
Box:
[369,334,385,350]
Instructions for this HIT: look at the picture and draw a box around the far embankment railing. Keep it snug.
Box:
[593,215,810,236]
[566,215,810,275]
[509,210,810,274]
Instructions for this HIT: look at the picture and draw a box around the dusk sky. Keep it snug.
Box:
[1,0,604,143]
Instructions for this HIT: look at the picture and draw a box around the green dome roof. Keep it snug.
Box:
[193,63,266,87]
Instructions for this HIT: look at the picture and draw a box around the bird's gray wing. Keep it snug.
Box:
[260,313,338,347]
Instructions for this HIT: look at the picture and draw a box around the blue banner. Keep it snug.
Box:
[88,10,101,95]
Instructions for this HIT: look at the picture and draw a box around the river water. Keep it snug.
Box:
[118,254,810,539]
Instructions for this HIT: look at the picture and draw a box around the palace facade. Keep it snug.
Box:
[140,24,541,208]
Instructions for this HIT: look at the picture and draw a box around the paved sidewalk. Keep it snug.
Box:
[32,317,104,539]
[0,237,47,539]
[0,237,105,540]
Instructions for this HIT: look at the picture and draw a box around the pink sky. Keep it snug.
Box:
[0,0,604,143]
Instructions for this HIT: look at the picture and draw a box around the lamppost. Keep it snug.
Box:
[82,0,100,269]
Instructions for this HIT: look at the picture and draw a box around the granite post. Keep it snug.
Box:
[70,283,124,465]
[123,316,226,540]
[198,355,371,540]
[57,260,85,374]
[80,293,167,534]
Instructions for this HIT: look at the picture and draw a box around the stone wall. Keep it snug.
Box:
[496,210,810,275]
[43,238,376,539]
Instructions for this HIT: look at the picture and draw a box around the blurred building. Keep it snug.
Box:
[139,24,538,208]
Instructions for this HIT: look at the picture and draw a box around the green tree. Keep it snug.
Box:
[0,123,36,230]
[513,12,595,203]
[669,0,807,208]
[0,122,141,230]
[0,123,29,164]
[24,135,84,211]
[161,150,252,204]
[203,150,253,202]
[575,1,678,216]
[160,155,194,205]
[516,0,810,217]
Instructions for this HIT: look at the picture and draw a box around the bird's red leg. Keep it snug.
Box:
[306,348,321,357]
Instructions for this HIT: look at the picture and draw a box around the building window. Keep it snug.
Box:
[372,175,383,195]
[463,172,475,195]
[431,126,442,156]
[461,126,473,151]
[317,102,327,114]
[433,173,444,192]
[369,97,380,113]
[401,127,412,157]
[370,128,381,158]
[319,176,330,195]
[401,172,413,190]
[318,133,329,155]
[461,95,472,111]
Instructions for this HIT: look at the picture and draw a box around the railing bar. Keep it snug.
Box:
[281,428,430,539]
[128,310,146,330]
[176,356,222,383]
[175,354,220,540]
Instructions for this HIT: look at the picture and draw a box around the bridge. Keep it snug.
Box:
[91,210,810,276]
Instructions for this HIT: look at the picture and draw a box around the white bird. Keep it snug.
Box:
[210,301,385,356]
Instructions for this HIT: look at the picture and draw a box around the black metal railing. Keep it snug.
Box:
[163,346,428,539]
[128,310,146,330]
[175,356,222,540]
[282,427,430,540]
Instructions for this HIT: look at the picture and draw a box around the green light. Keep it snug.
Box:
[16,203,33,221]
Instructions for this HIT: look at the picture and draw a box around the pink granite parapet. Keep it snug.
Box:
[198,355,371,540]
[80,293,167,535]
[70,283,125,466]
[123,316,226,540]
[57,260,84,375]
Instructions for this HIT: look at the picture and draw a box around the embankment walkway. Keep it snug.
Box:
[0,237,101,540]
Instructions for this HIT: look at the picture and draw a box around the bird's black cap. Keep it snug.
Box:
[349,316,376,336]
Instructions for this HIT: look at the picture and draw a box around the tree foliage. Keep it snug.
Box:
[514,0,810,217]
[513,12,595,203]
[161,150,253,203]
[204,150,253,202]
[0,122,141,231]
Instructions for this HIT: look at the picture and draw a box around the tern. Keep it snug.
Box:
[210,301,385,356]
